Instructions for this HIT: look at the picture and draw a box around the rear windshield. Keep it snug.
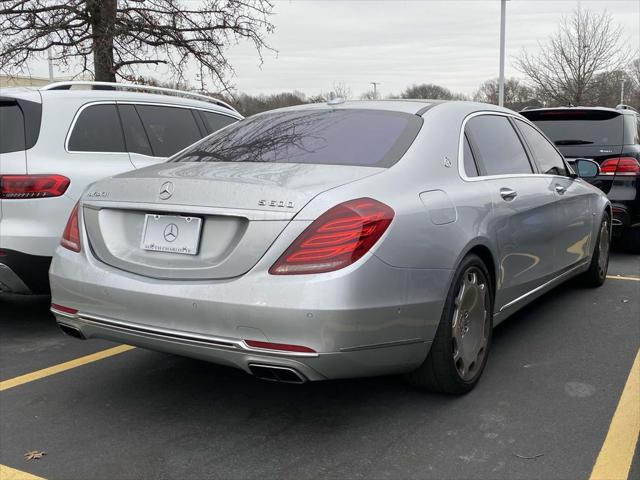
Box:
[521,110,623,147]
[172,109,422,168]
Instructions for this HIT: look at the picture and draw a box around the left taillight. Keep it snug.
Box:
[600,157,640,176]
[0,174,70,199]
[60,202,81,253]
[269,198,394,275]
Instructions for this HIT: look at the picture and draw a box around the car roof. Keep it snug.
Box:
[254,99,517,117]
[0,84,241,116]
[38,89,240,115]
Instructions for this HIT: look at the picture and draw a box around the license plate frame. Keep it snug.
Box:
[140,214,202,255]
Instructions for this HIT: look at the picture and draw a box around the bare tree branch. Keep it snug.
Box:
[515,9,631,106]
[0,0,275,91]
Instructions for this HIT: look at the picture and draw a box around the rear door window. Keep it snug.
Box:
[521,110,624,146]
[68,104,125,152]
[135,105,201,157]
[0,102,26,153]
[515,120,568,176]
[173,109,422,168]
[198,111,237,134]
[465,115,533,175]
[118,104,153,156]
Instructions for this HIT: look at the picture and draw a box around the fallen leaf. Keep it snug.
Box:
[24,451,46,461]
[513,453,544,460]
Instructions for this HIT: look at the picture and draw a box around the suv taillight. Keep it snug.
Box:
[60,202,81,253]
[269,198,394,275]
[600,157,640,176]
[0,174,70,199]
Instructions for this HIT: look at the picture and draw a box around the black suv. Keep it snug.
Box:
[521,105,640,253]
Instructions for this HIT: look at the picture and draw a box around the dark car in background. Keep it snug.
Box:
[521,105,640,252]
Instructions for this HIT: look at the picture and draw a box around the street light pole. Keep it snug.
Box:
[47,48,54,82]
[370,82,381,99]
[498,0,507,107]
[621,79,625,104]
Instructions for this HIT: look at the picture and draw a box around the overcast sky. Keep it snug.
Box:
[30,0,640,98]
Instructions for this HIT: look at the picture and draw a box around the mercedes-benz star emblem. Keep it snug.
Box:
[159,181,174,200]
[163,223,179,243]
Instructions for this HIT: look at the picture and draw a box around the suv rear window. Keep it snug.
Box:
[173,109,422,168]
[521,110,624,147]
[0,97,42,153]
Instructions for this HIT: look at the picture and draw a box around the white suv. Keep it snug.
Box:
[0,81,242,294]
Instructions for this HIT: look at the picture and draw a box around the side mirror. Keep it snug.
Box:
[574,158,599,179]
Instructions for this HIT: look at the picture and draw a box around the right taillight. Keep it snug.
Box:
[600,157,640,176]
[60,202,81,253]
[0,174,70,199]
[269,198,394,275]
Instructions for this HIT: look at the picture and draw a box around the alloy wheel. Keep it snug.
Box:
[451,267,490,382]
[597,219,610,279]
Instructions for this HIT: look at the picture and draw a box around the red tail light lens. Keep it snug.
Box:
[60,202,81,253]
[270,198,394,275]
[600,157,640,176]
[51,303,78,315]
[0,174,70,199]
[244,340,316,353]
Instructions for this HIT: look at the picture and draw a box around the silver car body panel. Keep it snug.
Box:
[49,100,610,380]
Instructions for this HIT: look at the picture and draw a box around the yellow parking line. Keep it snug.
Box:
[0,345,135,392]
[0,464,46,480]
[589,349,640,480]
[607,275,640,282]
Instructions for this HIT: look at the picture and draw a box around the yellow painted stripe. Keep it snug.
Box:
[0,464,46,480]
[0,345,135,392]
[606,275,640,282]
[590,349,640,480]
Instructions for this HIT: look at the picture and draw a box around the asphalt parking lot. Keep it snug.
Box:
[0,252,638,480]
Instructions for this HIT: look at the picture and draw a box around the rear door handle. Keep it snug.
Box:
[500,188,518,201]
[555,185,566,195]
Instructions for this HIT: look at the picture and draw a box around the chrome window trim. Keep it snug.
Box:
[457,111,572,182]
[64,100,241,155]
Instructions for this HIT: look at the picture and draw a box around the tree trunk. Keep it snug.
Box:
[87,0,117,82]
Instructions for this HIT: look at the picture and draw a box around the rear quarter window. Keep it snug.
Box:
[68,104,125,152]
[173,109,422,168]
[0,102,25,153]
[0,98,42,153]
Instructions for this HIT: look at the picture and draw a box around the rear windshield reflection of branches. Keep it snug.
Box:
[174,110,350,163]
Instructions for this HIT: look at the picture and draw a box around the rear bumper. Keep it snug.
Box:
[52,307,431,381]
[49,245,451,380]
[0,249,51,294]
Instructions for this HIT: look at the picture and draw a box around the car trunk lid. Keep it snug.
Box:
[82,162,383,280]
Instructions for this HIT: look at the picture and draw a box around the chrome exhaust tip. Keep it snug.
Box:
[58,323,85,340]
[248,364,306,384]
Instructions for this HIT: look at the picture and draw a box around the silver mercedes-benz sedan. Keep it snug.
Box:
[49,100,611,394]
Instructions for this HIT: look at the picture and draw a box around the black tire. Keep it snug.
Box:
[406,254,493,394]
[580,212,611,288]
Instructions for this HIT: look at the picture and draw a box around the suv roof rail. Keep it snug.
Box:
[40,81,238,113]
[520,106,540,111]
[616,104,638,112]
